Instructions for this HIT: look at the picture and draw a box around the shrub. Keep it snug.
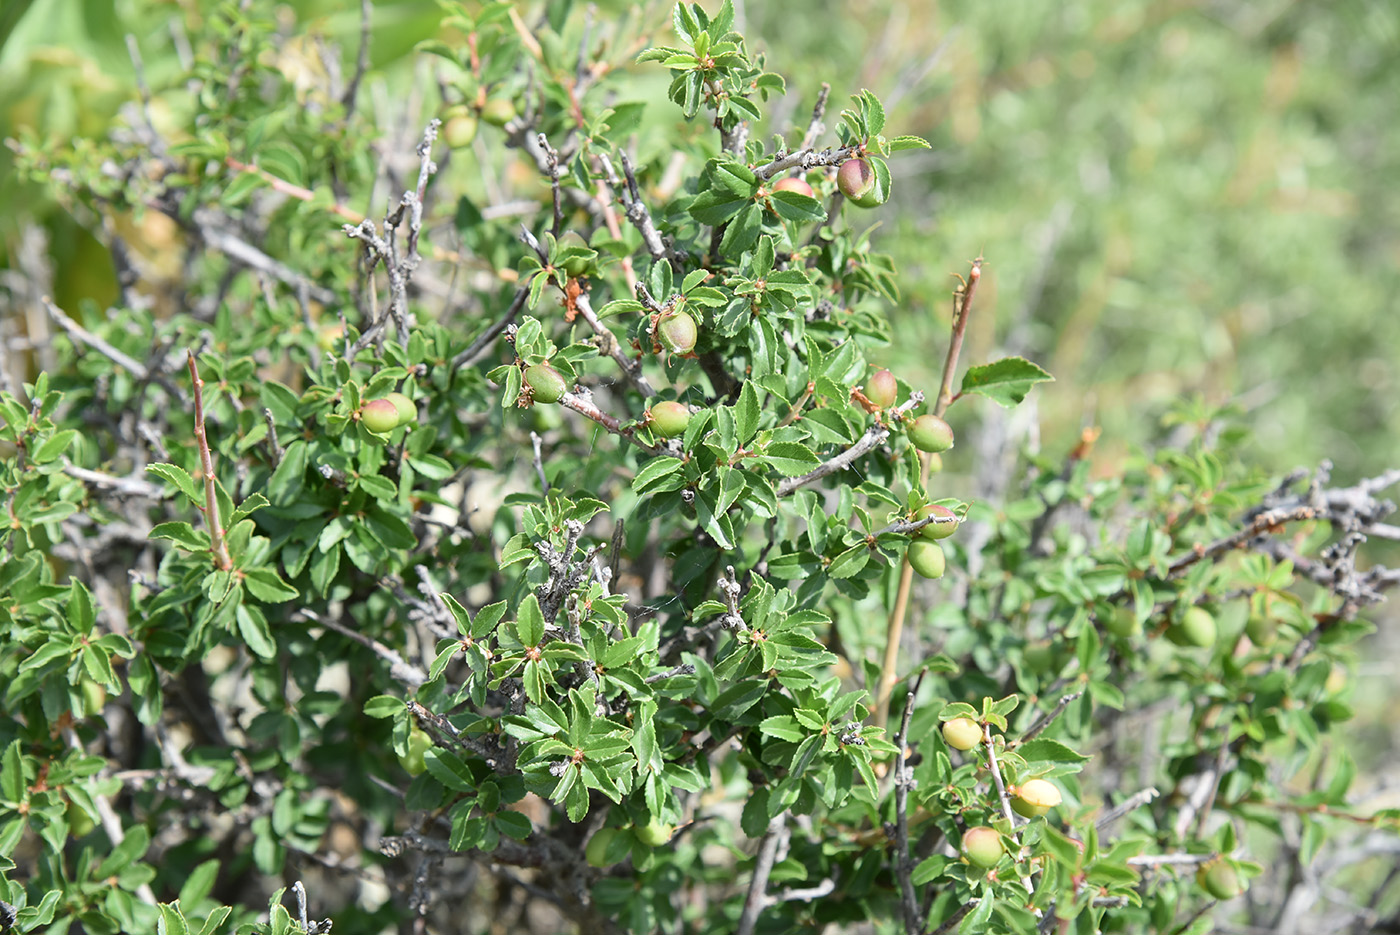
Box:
[1,2,1397,934]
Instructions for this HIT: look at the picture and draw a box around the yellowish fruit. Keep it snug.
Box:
[385,392,416,426]
[481,98,517,126]
[772,176,815,198]
[316,323,344,353]
[1011,778,1062,818]
[908,540,946,579]
[941,717,981,751]
[442,109,478,148]
[1168,606,1216,648]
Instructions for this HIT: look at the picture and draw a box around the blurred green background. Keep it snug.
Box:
[3,0,1398,481]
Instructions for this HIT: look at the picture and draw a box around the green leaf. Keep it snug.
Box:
[147,462,201,505]
[158,902,192,935]
[517,594,545,647]
[150,522,210,552]
[363,695,403,719]
[33,429,77,464]
[958,357,1054,408]
[1016,738,1090,763]
[761,442,820,476]
[236,605,277,660]
[1,740,23,802]
[265,440,307,504]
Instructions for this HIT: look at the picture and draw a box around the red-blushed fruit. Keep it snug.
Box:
[908,540,946,579]
[915,503,958,540]
[480,98,516,126]
[1011,779,1062,818]
[635,818,675,847]
[400,725,432,776]
[772,176,815,198]
[442,107,478,148]
[657,311,698,355]
[649,401,691,438]
[1104,606,1142,638]
[962,826,1004,868]
[941,717,981,751]
[361,398,400,434]
[586,827,625,868]
[1168,606,1216,648]
[525,363,568,404]
[866,369,897,409]
[837,158,875,201]
[1196,858,1244,900]
[386,392,416,426]
[908,413,954,453]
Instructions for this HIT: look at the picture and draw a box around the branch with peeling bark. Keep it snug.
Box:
[777,393,924,497]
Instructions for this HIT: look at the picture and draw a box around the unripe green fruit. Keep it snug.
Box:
[400,725,432,776]
[1245,614,1276,647]
[442,109,478,148]
[941,717,981,751]
[772,176,815,198]
[837,157,875,201]
[361,398,400,434]
[649,401,691,438]
[1168,606,1217,648]
[1197,858,1243,900]
[866,369,897,409]
[525,363,568,404]
[908,414,954,453]
[1011,778,1062,818]
[962,826,1004,869]
[480,98,516,126]
[635,818,675,847]
[915,504,958,540]
[385,392,417,426]
[1105,606,1142,638]
[79,678,106,718]
[586,827,624,868]
[1023,641,1055,671]
[67,801,95,837]
[927,452,944,474]
[657,311,698,355]
[908,540,946,579]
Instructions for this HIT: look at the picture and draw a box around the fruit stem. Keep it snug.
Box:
[874,257,982,731]
[187,351,233,572]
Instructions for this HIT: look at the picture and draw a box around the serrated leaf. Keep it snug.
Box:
[147,462,201,505]
[959,357,1054,408]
